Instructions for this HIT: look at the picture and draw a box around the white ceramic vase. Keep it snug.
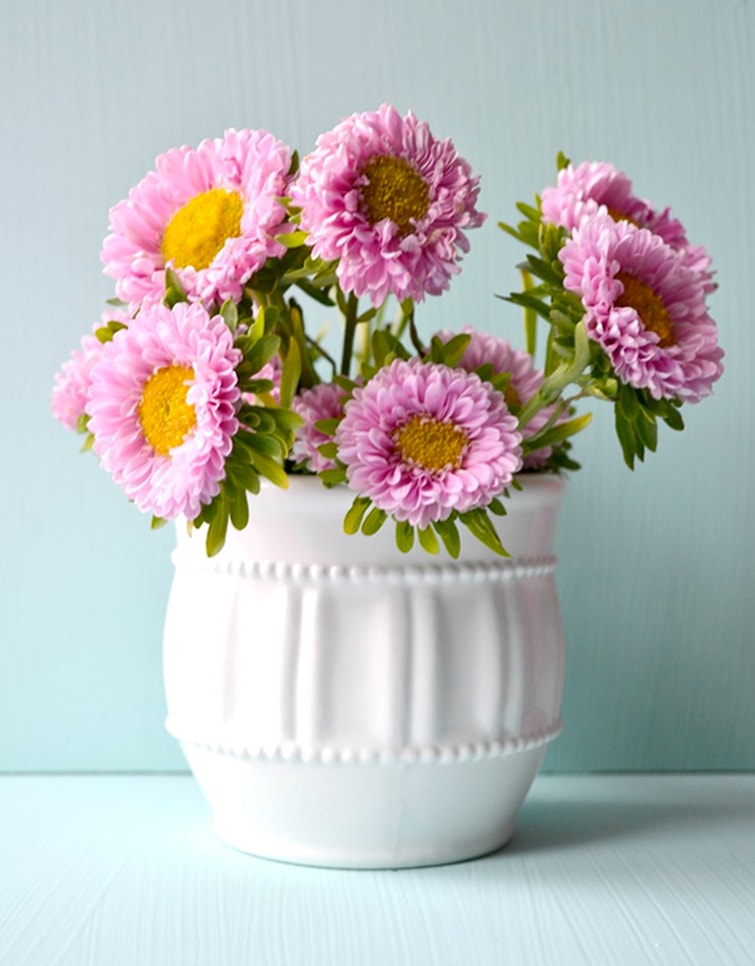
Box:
[163,474,566,868]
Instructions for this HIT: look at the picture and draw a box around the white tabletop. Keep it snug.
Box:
[1,774,754,966]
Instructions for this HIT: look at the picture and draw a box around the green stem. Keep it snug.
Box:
[520,268,537,358]
[287,296,318,388]
[306,334,338,378]
[340,292,359,376]
[260,290,318,390]
[518,392,564,435]
[517,318,591,430]
[404,299,424,356]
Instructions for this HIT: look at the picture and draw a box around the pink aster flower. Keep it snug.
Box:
[434,326,565,468]
[52,332,106,432]
[335,357,522,529]
[290,104,486,306]
[86,300,242,520]
[291,382,349,472]
[644,206,715,291]
[541,161,650,233]
[101,128,293,310]
[559,213,724,402]
[51,307,133,431]
[541,160,715,291]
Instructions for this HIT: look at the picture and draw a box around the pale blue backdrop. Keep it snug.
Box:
[1,0,752,772]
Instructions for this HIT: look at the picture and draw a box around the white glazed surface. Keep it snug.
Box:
[163,475,566,867]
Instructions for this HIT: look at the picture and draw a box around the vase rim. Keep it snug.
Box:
[172,471,569,565]
[269,469,567,494]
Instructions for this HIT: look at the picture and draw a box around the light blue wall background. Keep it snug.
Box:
[2,0,752,772]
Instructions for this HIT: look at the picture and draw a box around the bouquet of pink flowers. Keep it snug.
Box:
[52,105,724,557]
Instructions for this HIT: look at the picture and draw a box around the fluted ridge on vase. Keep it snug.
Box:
[164,479,565,763]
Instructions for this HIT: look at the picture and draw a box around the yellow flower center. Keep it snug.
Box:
[361,155,430,236]
[138,364,197,455]
[161,188,244,270]
[616,272,675,347]
[503,381,521,409]
[394,415,467,473]
[606,206,641,228]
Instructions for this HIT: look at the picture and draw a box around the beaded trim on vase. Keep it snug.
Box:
[170,550,558,585]
[165,716,563,765]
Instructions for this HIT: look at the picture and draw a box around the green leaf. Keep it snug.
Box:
[277,230,309,248]
[295,277,336,307]
[504,291,553,322]
[94,320,128,344]
[164,266,188,307]
[635,410,658,452]
[556,150,571,171]
[316,441,338,460]
[205,494,230,557]
[314,418,341,435]
[662,404,685,432]
[319,466,348,486]
[270,407,305,432]
[615,409,641,469]
[237,406,270,432]
[250,450,289,488]
[193,494,218,528]
[150,515,168,530]
[550,450,582,472]
[460,509,509,557]
[526,412,593,453]
[488,497,507,517]
[491,373,514,401]
[539,220,568,261]
[242,379,275,397]
[395,520,415,553]
[361,506,387,536]
[227,459,261,495]
[333,374,357,391]
[344,496,371,534]
[417,525,440,555]
[431,333,471,368]
[357,307,378,324]
[618,385,640,420]
[237,410,276,434]
[497,220,534,246]
[228,487,250,531]
[371,328,407,367]
[244,432,286,459]
[246,263,280,295]
[249,305,266,343]
[549,306,583,335]
[516,201,541,221]
[526,253,563,287]
[433,518,461,558]
[219,299,238,333]
[240,334,281,376]
[279,337,301,408]
[371,329,392,368]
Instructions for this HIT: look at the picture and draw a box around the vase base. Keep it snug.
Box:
[181,740,550,869]
[214,819,516,870]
